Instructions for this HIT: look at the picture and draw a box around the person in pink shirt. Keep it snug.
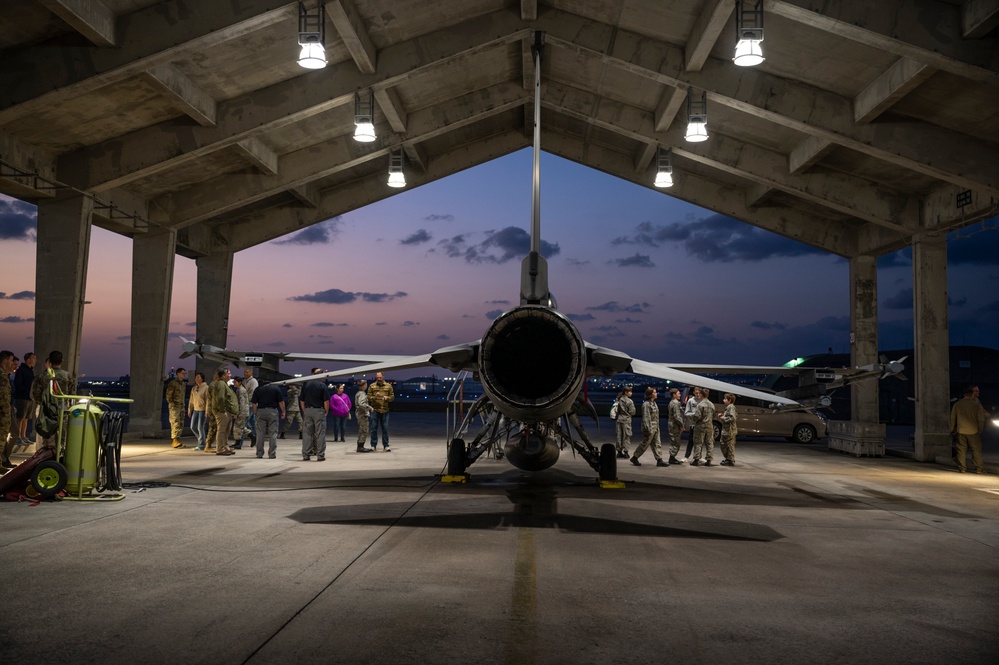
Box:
[329,384,352,442]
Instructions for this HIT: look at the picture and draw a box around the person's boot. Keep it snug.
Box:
[171,439,186,449]
[279,431,286,439]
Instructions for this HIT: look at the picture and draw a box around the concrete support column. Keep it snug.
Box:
[195,250,234,379]
[912,234,951,462]
[850,255,879,422]
[828,255,885,456]
[34,193,93,379]
[128,229,178,437]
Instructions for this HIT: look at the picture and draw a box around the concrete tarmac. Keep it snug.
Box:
[2,417,998,664]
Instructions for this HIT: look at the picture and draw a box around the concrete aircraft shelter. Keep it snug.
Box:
[1,1,997,460]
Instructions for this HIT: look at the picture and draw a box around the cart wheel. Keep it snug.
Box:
[30,460,68,497]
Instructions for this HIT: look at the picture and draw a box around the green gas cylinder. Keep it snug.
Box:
[65,402,102,495]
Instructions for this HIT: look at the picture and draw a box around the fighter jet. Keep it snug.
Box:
[267,32,805,484]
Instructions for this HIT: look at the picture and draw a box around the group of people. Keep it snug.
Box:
[613,385,739,468]
[0,349,75,471]
[164,367,396,461]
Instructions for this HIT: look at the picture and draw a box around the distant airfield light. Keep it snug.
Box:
[297,1,327,70]
[733,1,765,67]
[784,357,805,368]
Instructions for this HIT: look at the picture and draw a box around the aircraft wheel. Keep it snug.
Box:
[598,443,617,482]
[30,460,68,497]
[793,424,817,444]
[447,438,467,476]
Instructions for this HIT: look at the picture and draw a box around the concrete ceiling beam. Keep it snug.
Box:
[0,131,59,200]
[374,87,408,133]
[38,0,116,47]
[327,0,377,74]
[788,136,833,174]
[221,129,531,252]
[539,15,999,196]
[521,0,537,21]
[142,64,217,127]
[234,138,279,175]
[744,182,773,208]
[402,143,427,172]
[288,183,320,207]
[766,0,999,84]
[0,0,292,125]
[541,129,859,257]
[59,10,530,191]
[963,0,999,38]
[853,58,937,123]
[541,79,918,231]
[633,142,657,174]
[685,0,736,71]
[653,86,687,133]
[159,81,529,227]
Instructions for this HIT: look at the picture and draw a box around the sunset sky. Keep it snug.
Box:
[2,148,998,379]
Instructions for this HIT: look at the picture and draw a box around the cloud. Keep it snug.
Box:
[615,317,642,324]
[586,301,649,313]
[883,288,912,310]
[750,320,787,331]
[400,229,432,245]
[878,249,911,268]
[274,217,342,245]
[0,198,37,241]
[282,323,294,328]
[591,325,620,333]
[695,325,714,335]
[436,334,450,340]
[610,253,656,268]
[485,309,503,319]
[613,215,828,262]
[0,316,33,323]
[565,258,590,267]
[949,295,967,307]
[375,322,388,326]
[401,321,419,327]
[312,322,348,327]
[447,227,560,264]
[437,234,468,258]
[267,341,287,347]
[486,299,510,305]
[0,291,35,300]
[424,214,454,222]
[289,289,407,304]
[185,321,196,327]
[565,312,595,322]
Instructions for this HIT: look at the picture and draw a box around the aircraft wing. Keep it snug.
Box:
[271,342,480,385]
[627,358,801,407]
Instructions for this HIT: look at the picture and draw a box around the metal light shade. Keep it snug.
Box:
[733,38,764,66]
[685,117,708,142]
[387,149,406,187]
[353,120,376,142]
[654,170,674,188]
[298,41,326,69]
[387,170,406,188]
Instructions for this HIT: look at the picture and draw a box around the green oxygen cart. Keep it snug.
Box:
[54,393,134,501]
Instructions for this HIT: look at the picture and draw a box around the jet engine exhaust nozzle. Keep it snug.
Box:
[479,306,586,422]
[504,430,561,471]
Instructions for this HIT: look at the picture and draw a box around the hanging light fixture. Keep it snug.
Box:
[684,91,709,142]
[654,147,674,188]
[733,0,765,67]
[353,90,376,142]
[387,149,406,187]
[297,1,327,69]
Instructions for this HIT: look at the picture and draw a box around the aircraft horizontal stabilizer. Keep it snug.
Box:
[271,354,438,385]
[276,352,413,364]
[627,358,800,407]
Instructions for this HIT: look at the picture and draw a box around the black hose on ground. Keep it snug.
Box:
[97,411,126,492]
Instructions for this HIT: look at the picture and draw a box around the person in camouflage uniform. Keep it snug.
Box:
[165,368,187,448]
[280,383,302,439]
[354,380,372,452]
[29,351,75,454]
[719,393,738,466]
[204,371,218,452]
[231,375,250,449]
[631,387,667,467]
[690,388,716,466]
[0,350,15,469]
[614,386,636,459]
[666,387,685,464]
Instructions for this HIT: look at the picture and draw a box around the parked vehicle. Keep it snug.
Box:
[703,388,827,443]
